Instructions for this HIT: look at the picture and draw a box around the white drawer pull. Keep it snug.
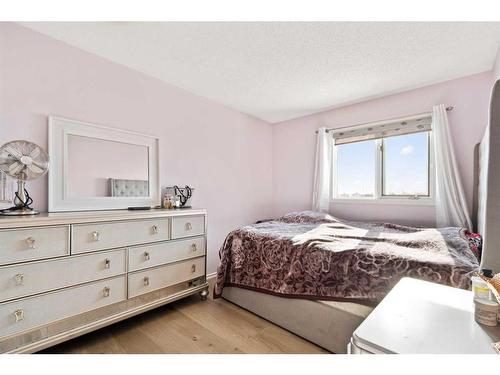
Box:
[185,222,192,231]
[191,264,196,273]
[143,276,150,286]
[13,273,24,286]
[25,237,36,249]
[152,225,158,235]
[144,251,150,261]
[14,309,25,322]
[104,259,111,269]
[191,243,197,252]
[103,287,110,298]
[91,231,100,242]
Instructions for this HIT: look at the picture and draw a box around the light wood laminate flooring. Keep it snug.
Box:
[41,289,328,354]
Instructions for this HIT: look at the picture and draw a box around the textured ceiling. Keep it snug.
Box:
[21,22,500,123]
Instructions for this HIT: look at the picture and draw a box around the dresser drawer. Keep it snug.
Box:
[128,237,206,272]
[0,226,70,266]
[128,257,205,298]
[0,276,126,338]
[72,218,170,254]
[171,215,205,239]
[0,249,126,303]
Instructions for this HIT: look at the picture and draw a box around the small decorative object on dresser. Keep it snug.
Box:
[0,140,49,216]
[164,185,194,208]
[478,271,500,302]
[0,208,208,353]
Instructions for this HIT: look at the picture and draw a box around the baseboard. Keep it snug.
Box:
[206,272,217,280]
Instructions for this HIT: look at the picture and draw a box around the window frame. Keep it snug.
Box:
[331,131,435,206]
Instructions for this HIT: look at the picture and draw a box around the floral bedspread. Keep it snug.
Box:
[214,211,479,302]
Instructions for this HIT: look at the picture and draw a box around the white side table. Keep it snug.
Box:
[349,277,500,354]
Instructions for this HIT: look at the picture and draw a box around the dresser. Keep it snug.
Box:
[0,208,208,353]
[348,278,500,354]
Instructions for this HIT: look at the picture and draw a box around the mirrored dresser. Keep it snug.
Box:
[0,208,208,353]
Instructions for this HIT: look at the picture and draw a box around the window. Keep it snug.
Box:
[333,130,433,203]
[382,132,430,197]
[336,139,376,199]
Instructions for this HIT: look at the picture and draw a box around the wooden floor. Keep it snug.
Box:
[41,292,328,354]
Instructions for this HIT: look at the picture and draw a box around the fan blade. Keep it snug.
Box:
[3,145,23,160]
[9,161,24,175]
[0,155,17,167]
[29,147,40,159]
[27,163,44,175]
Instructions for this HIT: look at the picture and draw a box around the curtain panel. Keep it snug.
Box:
[432,104,472,230]
[312,127,333,212]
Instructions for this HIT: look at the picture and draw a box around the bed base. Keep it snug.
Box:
[222,286,373,354]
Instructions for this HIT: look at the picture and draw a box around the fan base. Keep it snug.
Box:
[1,207,39,216]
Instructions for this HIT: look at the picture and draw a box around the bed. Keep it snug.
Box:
[215,212,479,302]
[215,212,480,353]
[216,80,500,354]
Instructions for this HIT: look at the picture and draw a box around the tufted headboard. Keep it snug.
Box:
[109,178,149,197]
[476,79,500,272]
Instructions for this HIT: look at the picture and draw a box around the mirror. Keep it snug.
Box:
[48,117,160,212]
[66,135,149,198]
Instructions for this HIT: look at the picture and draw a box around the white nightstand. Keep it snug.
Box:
[349,277,500,354]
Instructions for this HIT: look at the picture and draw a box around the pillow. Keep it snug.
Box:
[279,211,339,224]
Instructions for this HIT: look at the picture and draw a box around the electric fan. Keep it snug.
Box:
[0,140,49,215]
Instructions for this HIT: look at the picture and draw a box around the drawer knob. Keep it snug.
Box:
[91,231,100,242]
[25,237,36,249]
[14,309,25,322]
[185,222,193,231]
[191,264,196,273]
[144,276,150,286]
[152,225,158,235]
[144,251,150,261]
[103,287,110,298]
[104,259,111,269]
[191,243,197,252]
[13,273,24,286]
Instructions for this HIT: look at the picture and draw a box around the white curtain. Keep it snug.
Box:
[432,104,472,230]
[312,127,333,212]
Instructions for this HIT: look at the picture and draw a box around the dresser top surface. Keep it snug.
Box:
[352,277,500,354]
[0,208,207,229]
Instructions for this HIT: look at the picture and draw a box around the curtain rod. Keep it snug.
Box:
[315,106,454,134]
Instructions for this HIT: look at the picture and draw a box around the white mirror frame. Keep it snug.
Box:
[48,116,160,212]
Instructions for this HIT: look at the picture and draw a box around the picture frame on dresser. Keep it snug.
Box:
[48,116,160,212]
[0,171,14,210]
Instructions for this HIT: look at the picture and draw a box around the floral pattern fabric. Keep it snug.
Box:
[463,230,482,262]
[214,211,480,302]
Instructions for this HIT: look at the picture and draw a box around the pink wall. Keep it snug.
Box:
[493,47,500,82]
[0,23,273,274]
[272,71,493,226]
